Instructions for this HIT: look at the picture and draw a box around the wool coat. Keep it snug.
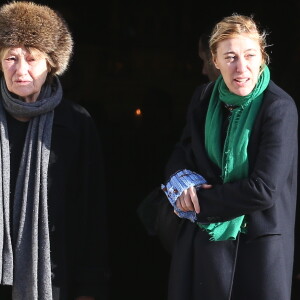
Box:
[164,80,298,300]
[0,97,110,300]
[48,98,110,299]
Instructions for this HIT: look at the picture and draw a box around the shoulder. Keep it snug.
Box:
[53,97,99,135]
[55,98,95,122]
[191,81,215,100]
[56,98,92,118]
[188,81,215,111]
[264,80,297,107]
[260,80,298,121]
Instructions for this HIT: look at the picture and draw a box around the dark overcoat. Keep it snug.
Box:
[0,97,110,299]
[48,98,110,299]
[164,80,298,300]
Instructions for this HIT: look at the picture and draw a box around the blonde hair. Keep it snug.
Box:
[209,14,270,66]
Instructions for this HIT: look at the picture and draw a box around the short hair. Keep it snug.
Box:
[209,14,270,66]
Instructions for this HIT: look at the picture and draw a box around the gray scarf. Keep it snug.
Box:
[0,76,62,300]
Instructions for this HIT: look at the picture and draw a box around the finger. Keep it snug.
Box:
[184,188,196,211]
[189,187,200,213]
[176,190,186,211]
[201,184,213,189]
[176,196,185,211]
[179,194,191,211]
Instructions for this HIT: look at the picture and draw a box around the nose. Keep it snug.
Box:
[16,57,29,75]
[236,57,248,73]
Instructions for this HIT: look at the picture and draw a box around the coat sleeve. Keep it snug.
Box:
[196,94,298,222]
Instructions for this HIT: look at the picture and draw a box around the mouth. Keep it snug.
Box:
[15,80,31,84]
[234,77,250,86]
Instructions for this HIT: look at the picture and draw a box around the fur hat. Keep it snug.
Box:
[0,1,73,75]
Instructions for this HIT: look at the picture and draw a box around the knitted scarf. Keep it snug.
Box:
[0,76,62,299]
[200,65,270,241]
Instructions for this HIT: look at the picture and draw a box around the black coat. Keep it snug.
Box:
[0,98,110,300]
[164,81,298,300]
[48,98,110,299]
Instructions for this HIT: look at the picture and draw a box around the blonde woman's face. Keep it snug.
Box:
[213,34,263,96]
[1,47,48,103]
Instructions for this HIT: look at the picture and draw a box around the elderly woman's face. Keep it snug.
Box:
[1,47,48,102]
[213,34,262,96]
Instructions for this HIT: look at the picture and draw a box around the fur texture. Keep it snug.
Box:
[0,1,73,75]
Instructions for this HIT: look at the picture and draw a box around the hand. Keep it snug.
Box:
[75,297,95,300]
[175,184,212,214]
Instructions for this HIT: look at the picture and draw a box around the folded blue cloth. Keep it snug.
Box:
[161,169,207,222]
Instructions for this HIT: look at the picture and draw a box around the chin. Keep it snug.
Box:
[232,87,253,97]
[238,91,251,96]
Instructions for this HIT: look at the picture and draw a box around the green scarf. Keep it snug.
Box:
[199,65,270,241]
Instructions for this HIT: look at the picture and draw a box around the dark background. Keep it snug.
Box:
[35,0,300,299]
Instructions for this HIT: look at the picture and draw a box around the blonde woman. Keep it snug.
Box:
[162,14,298,300]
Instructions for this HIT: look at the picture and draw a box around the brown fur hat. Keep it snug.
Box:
[0,1,73,75]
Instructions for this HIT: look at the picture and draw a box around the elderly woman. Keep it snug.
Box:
[161,14,298,300]
[0,2,109,300]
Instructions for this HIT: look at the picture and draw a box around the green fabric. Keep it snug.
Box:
[198,65,270,241]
